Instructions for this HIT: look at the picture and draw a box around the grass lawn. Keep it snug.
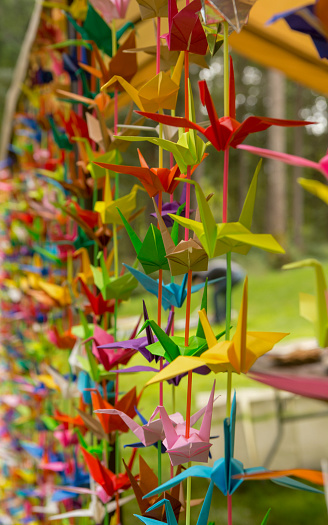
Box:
[114,258,328,524]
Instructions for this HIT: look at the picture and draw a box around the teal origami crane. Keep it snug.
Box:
[144,393,323,525]
[123,264,223,310]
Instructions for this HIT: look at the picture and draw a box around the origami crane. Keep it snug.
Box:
[238,144,328,180]
[48,326,77,350]
[141,310,224,372]
[95,384,215,448]
[144,393,323,524]
[117,209,169,274]
[79,278,115,316]
[96,382,216,466]
[79,32,138,91]
[137,59,312,152]
[95,148,182,198]
[120,80,208,173]
[88,321,140,372]
[49,495,135,522]
[72,137,122,179]
[98,301,173,363]
[166,171,284,259]
[136,0,168,19]
[249,370,328,401]
[56,88,111,113]
[146,277,287,385]
[37,280,72,307]
[298,177,328,205]
[80,446,137,496]
[123,263,222,311]
[283,258,328,347]
[203,0,258,33]
[267,1,328,59]
[150,185,189,227]
[163,0,208,55]
[153,198,208,276]
[48,116,73,151]
[101,51,184,112]
[90,0,131,23]
[66,2,134,57]
[89,387,140,434]
[135,498,180,525]
[94,179,143,225]
[125,456,185,520]
[86,106,146,153]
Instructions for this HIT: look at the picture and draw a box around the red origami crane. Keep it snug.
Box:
[80,447,137,497]
[163,0,208,55]
[79,278,115,316]
[137,58,312,151]
[95,149,182,198]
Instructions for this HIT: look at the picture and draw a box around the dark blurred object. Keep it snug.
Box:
[193,259,245,322]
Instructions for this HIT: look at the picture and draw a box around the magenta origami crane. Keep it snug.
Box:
[163,0,208,55]
[95,382,217,465]
[137,59,312,151]
[237,144,328,180]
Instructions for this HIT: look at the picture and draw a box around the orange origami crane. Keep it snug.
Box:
[89,387,141,434]
[79,32,138,90]
[95,149,182,198]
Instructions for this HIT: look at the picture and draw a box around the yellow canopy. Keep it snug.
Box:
[230,0,328,95]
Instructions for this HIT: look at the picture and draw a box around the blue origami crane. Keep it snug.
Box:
[135,498,178,525]
[144,393,323,525]
[123,264,223,311]
[268,3,328,59]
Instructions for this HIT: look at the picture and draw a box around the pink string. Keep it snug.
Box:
[223,148,229,223]
[114,87,118,135]
[227,494,232,525]
[184,165,191,240]
[156,18,161,75]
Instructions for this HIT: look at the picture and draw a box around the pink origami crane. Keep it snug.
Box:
[96,382,217,465]
[237,144,328,180]
[90,0,131,23]
[84,322,139,371]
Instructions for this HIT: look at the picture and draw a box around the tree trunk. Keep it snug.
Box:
[292,84,304,251]
[266,69,287,255]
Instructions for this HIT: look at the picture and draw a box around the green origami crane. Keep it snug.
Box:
[283,258,328,348]
[66,3,133,57]
[91,252,138,300]
[167,161,284,258]
[141,280,224,362]
[117,208,169,274]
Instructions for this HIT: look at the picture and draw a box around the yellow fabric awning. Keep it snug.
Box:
[230,0,328,94]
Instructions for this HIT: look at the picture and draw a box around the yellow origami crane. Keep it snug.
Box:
[147,277,288,385]
[167,164,284,258]
[101,51,184,112]
[94,167,143,224]
[298,177,328,206]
